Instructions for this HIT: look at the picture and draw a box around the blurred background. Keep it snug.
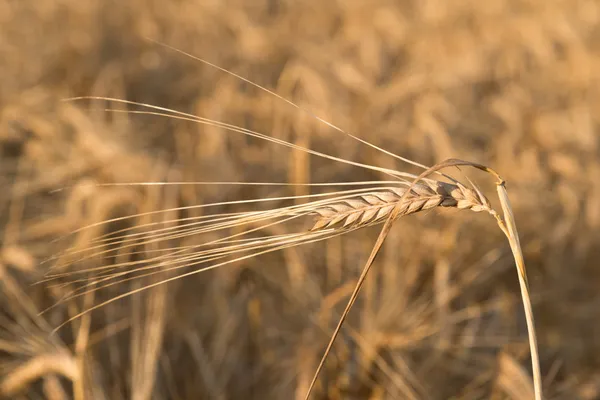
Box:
[1,0,600,399]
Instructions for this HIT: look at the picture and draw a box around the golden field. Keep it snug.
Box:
[1,0,599,399]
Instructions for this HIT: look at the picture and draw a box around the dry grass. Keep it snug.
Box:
[1,0,600,399]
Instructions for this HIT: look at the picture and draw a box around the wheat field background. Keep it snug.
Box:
[1,0,599,399]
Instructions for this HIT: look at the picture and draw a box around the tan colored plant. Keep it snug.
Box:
[0,262,80,398]
[46,41,542,400]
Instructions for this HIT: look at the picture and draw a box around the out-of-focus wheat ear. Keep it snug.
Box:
[0,352,79,397]
[496,182,542,400]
